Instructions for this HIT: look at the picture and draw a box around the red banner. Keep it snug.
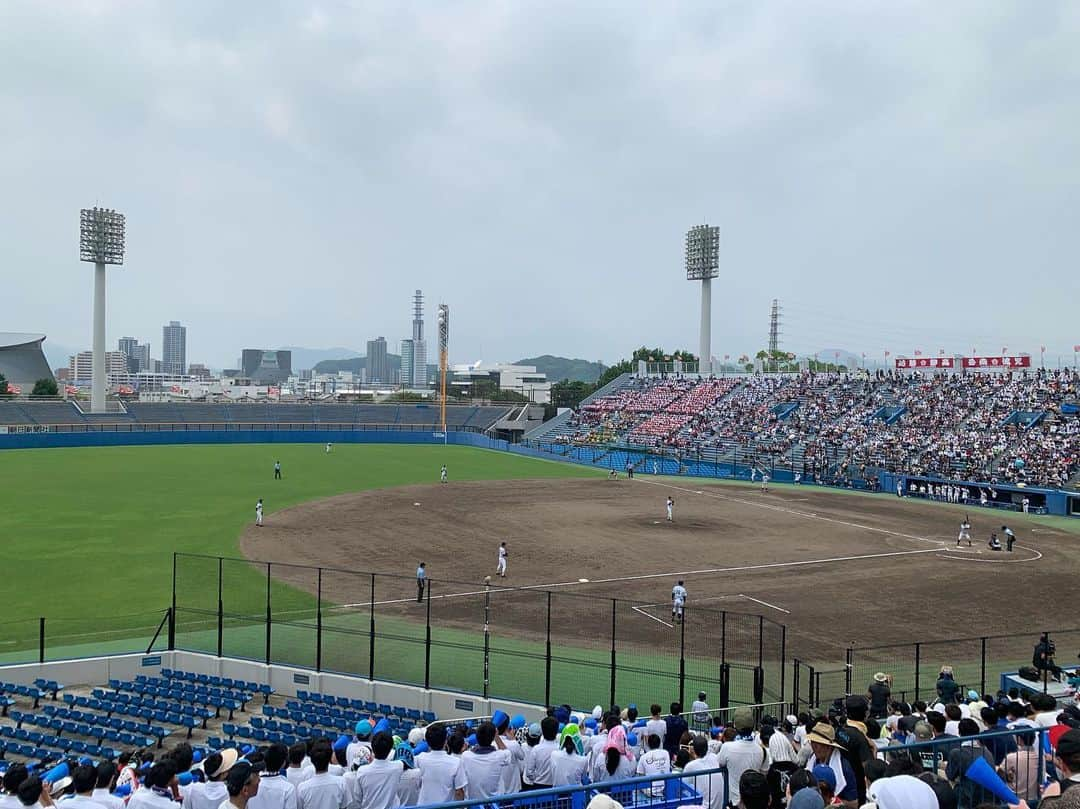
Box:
[7,384,21,395]
[961,355,1031,368]
[895,357,955,369]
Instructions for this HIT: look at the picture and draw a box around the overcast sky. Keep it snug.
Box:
[3,0,1078,369]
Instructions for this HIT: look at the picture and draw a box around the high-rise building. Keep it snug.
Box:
[70,351,128,382]
[410,290,427,388]
[118,336,138,359]
[366,337,388,383]
[162,321,187,375]
[400,339,414,388]
[118,337,151,372]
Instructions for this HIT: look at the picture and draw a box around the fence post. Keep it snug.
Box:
[316,568,323,673]
[264,562,272,665]
[610,600,617,709]
[780,625,787,708]
[758,616,765,672]
[791,659,800,714]
[678,605,687,708]
[719,663,730,707]
[482,579,491,699]
[544,592,552,708]
[368,573,376,681]
[914,643,921,702]
[169,553,177,650]
[424,581,432,690]
[980,636,986,697]
[217,557,224,658]
[721,612,727,664]
[845,647,853,695]
[39,617,45,664]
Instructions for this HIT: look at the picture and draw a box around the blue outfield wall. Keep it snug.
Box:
[2,428,1077,516]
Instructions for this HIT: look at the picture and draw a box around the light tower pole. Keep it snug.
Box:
[685,224,720,375]
[437,304,449,442]
[79,207,126,413]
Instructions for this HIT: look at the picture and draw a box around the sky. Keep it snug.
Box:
[2,0,1079,370]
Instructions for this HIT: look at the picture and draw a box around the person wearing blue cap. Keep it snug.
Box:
[492,710,525,796]
[347,721,374,770]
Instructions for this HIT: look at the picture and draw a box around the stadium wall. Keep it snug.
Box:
[2,427,1075,515]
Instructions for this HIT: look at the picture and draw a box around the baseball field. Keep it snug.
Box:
[3,442,1079,708]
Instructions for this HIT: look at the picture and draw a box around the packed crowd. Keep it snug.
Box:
[557,369,1079,489]
[8,682,1080,809]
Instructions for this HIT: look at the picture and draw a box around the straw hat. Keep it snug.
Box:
[874,672,888,683]
[207,749,239,779]
[806,722,843,749]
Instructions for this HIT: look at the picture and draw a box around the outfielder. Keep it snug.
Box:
[666,497,674,523]
[441,465,448,483]
[496,541,508,577]
[255,498,264,527]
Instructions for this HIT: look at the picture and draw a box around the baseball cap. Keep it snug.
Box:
[732,707,755,732]
[355,720,372,737]
[811,765,836,790]
[913,721,933,741]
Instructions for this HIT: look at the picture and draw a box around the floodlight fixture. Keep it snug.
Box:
[79,207,126,413]
[80,207,126,265]
[685,224,720,375]
[438,304,449,440]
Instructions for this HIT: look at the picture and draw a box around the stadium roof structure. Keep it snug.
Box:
[0,332,54,390]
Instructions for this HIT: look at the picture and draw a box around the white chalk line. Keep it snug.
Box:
[935,545,1043,564]
[339,547,941,609]
[631,605,674,629]
[633,592,789,614]
[633,478,949,547]
[738,594,791,614]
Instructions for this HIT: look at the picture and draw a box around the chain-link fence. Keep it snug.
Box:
[172,554,786,711]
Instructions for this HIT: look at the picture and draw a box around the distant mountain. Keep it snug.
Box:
[517,355,607,384]
[815,348,864,368]
[281,346,361,371]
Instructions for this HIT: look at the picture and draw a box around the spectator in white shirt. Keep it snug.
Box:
[248,745,296,809]
[716,710,768,809]
[285,745,313,789]
[128,762,181,809]
[352,733,403,809]
[296,745,348,809]
[683,738,724,809]
[550,724,589,787]
[184,750,237,809]
[460,722,512,800]
[493,711,526,795]
[524,717,560,789]
[645,705,668,752]
[347,722,375,770]
[2,765,30,809]
[15,775,52,809]
[220,762,261,809]
[416,725,468,805]
[392,744,420,808]
[90,762,125,809]
[636,734,672,797]
[63,764,109,809]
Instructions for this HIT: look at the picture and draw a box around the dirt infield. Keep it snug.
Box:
[240,477,1079,661]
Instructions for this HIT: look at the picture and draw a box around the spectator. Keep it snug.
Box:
[691,692,710,730]
[523,716,559,790]
[865,774,939,808]
[296,744,348,809]
[550,724,589,787]
[635,734,671,797]
[347,721,374,770]
[222,762,261,809]
[128,762,178,809]
[91,762,123,809]
[736,770,769,809]
[248,744,297,809]
[592,725,635,784]
[286,744,312,788]
[415,724,467,804]
[460,722,511,800]
[664,702,689,761]
[945,719,994,807]
[716,709,768,808]
[16,777,50,809]
[836,695,876,805]
[868,673,892,720]
[184,750,236,809]
[2,765,30,809]
[65,764,107,809]
[936,667,960,704]
[645,705,667,751]
[805,723,858,806]
[350,733,402,809]
[682,737,722,809]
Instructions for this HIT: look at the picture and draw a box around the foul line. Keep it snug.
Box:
[738,594,791,614]
[632,478,947,546]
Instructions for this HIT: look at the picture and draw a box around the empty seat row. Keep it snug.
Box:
[114,677,253,705]
[161,669,271,696]
[0,682,46,707]
[39,705,170,740]
[293,692,434,723]
[1,724,125,755]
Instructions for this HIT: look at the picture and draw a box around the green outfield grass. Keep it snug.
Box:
[0,444,597,649]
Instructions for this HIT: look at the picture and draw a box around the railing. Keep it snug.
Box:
[172,554,786,712]
[0,610,173,666]
[0,422,489,435]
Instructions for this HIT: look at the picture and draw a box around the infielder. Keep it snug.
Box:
[957,516,972,547]
[255,498,264,527]
[761,472,769,492]
[496,541,508,577]
[666,497,674,522]
[274,460,282,480]
[671,580,687,623]
[441,465,448,483]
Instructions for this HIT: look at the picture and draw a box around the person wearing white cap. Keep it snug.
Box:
[865,774,938,809]
[247,745,296,809]
[184,751,238,809]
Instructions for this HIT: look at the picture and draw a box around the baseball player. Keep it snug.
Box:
[274,460,282,480]
[761,471,769,492]
[666,497,674,522]
[957,516,972,547]
[255,498,264,527]
[325,442,333,454]
[496,542,508,577]
[671,580,687,623]
[416,562,426,603]
[440,465,448,483]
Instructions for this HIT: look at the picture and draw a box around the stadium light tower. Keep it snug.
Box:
[437,304,449,442]
[685,224,720,375]
[79,207,126,413]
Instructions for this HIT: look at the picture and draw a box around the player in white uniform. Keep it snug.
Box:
[326,442,332,453]
[666,497,674,522]
[671,580,687,623]
[957,516,972,547]
[761,472,769,492]
[441,465,447,483]
[255,498,264,527]
[496,542,508,577]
